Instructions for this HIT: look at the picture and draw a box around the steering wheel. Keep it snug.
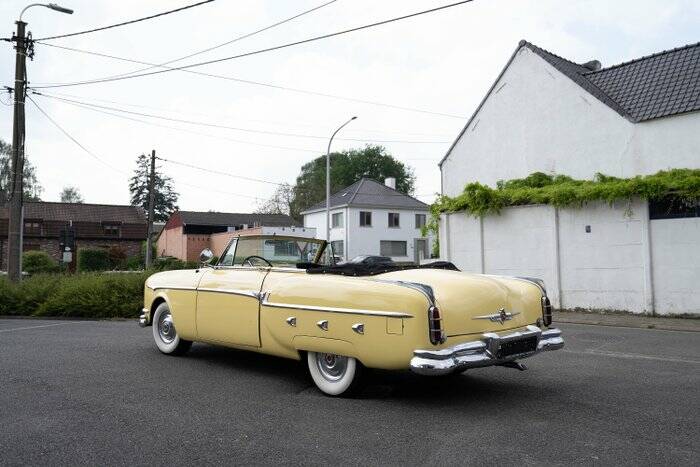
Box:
[241,255,273,267]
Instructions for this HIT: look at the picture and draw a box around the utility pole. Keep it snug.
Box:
[7,19,28,282]
[145,150,156,268]
[7,3,73,281]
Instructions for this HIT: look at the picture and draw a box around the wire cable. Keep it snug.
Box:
[26,94,128,175]
[34,0,217,42]
[31,42,465,119]
[31,0,474,120]
[104,0,338,80]
[33,92,451,144]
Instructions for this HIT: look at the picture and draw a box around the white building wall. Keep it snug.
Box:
[442,201,698,316]
[304,207,432,262]
[440,46,700,196]
[557,200,647,313]
[650,218,700,316]
[346,207,431,262]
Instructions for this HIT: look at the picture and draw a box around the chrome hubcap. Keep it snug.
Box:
[157,311,176,344]
[315,353,348,382]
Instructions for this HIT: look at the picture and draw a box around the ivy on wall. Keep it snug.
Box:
[423,169,700,248]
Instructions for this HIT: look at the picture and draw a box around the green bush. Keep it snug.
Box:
[22,251,60,274]
[107,246,128,270]
[78,248,111,272]
[36,273,147,318]
[125,255,144,270]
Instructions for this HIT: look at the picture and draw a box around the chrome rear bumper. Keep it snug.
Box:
[410,325,563,376]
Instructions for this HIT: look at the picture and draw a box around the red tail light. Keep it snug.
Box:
[428,306,445,345]
[541,296,553,327]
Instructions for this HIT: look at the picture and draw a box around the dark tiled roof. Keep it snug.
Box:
[302,178,428,213]
[177,211,300,227]
[523,40,700,122]
[0,201,146,223]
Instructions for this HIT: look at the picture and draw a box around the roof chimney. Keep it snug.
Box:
[385,177,396,189]
[582,60,602,71]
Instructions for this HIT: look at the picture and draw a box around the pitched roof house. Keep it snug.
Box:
[0,201,147,270]
[438,40,700,316]
[301,178,432,263]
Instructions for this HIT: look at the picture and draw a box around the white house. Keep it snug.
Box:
[302,178,433,263]
[439,40,700,316]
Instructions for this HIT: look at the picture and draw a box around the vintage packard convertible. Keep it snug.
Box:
[140,234,563,396]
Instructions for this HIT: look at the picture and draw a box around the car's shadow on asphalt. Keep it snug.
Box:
[181,343,545,405]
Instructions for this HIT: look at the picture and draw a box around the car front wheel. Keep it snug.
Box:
[152,302,192,356]
[307,351,363,396]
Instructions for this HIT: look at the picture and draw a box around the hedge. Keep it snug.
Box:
[22,251,60,274]
[0,273,147,318]
[425,169,700,240]
[78,248,111,272]
[0,260,203,318]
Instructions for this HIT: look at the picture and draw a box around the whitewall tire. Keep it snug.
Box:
[152,302,192,356]
[307,352,362,396]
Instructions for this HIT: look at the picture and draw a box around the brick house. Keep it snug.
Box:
[157,210,301,262]
[0,201,148,270]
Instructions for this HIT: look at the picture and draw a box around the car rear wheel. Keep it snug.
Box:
[307,351,362,396]
[152,302,192,356]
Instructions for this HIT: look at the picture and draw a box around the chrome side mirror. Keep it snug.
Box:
[199,248,214,265]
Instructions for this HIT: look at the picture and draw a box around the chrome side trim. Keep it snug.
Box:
[149,285,197,291]
[260,296,413,318]
[410,326,564,376]
[197,287,260,299]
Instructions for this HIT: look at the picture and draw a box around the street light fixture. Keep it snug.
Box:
[20,3,74,21]
[325,116,357,262]
[6,2,73,281]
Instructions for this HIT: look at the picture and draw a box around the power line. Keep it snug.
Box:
[34,92,323,154]
[26,94,128,175]
[34,0,217,41]
[26,94,273,202]
[34,89,455,138]
[157,156,285,186]
[103,0,338,80]
[33,91,451,144]
[31,41,465,119]
[31,0,474,119]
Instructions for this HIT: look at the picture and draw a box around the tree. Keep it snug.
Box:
[288,145,415,219]
[0,138,43,203]
[255,183,294,216]
[60,186,83,203]
[129,154,179,222]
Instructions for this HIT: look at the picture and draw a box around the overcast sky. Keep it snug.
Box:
[1,0,697,212]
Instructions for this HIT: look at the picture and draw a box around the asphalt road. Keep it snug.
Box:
[1,318,698,466]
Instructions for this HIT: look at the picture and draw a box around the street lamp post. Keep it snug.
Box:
[7,3,73,281]
[325,116,356,261]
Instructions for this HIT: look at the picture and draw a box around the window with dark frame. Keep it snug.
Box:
[331,240,344,257]
[103,224,121,237]
[649,196,700,220]
[380,240,407,257]
[415,214,426,229]
[331,212,344,228]
[23,221,42,236]
[388,212,400,228]
[360,211,372,227]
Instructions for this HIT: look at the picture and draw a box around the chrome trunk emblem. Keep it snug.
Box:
[473,308,520,325]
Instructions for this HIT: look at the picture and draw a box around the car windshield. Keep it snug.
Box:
[222,236,329,267]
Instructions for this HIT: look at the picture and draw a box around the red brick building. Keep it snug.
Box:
[0,201,148,270]
[157,211,300,262]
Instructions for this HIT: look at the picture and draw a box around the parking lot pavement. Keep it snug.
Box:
[1,318,698,466]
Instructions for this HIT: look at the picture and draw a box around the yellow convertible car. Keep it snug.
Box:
[140,234,563,396]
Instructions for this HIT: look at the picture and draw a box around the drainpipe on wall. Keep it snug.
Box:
[552,207,563,309]
[641,201,656,316]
